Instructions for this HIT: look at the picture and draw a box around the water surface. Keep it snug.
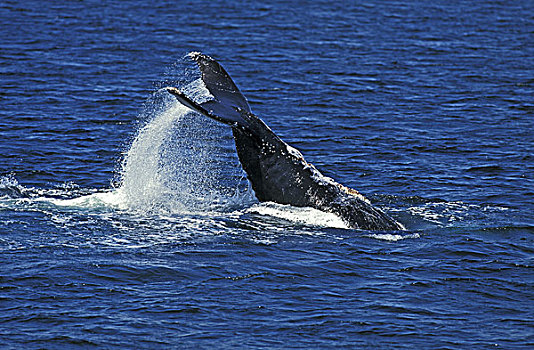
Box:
[1,1,533,348]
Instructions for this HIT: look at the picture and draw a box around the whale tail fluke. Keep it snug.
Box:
[165,52,253,128]
[187,52,251,114]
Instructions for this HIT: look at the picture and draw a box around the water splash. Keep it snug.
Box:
[118,99,186,212]
[115,80,252,215]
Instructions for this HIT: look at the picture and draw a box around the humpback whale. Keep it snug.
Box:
[165,52,404,231]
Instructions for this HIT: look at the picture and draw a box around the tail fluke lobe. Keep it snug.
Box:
[164,53,254,128]
[188,52,251,114]
[164,86,255,129]
[164,87,223,123]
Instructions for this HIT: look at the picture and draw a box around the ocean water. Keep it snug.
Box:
[1,0,533,348]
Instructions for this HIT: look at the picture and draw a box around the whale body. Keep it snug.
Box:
[165,52,404,231]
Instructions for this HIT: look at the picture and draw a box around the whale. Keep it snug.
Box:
[165,52,404,231]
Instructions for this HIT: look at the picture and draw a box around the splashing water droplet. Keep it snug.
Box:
[116,83,252,215]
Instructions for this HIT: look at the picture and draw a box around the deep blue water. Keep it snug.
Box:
[1,0,533,348]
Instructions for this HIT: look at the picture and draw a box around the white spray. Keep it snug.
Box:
[116,81,251,214]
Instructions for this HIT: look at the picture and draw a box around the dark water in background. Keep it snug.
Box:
[1,0,533,348]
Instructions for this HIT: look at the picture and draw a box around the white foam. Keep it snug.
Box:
[247,202,349,229]
[0,174,18,188]
[405,201,510,227]
[49,190,125,210]
[366,233,421,241]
